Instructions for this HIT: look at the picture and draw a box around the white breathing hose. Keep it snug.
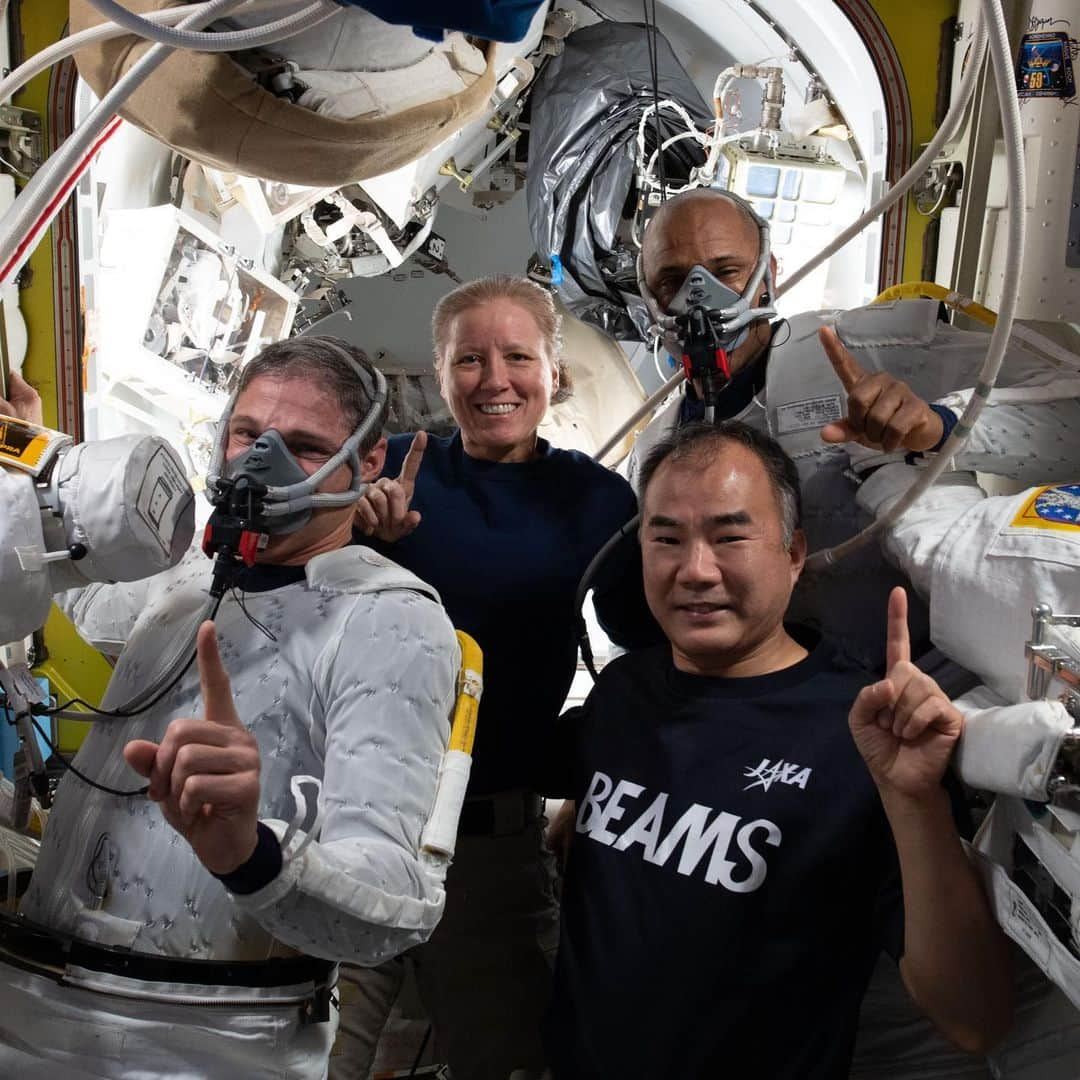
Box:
[597,23,992,464]
[776,20,988,300]
[84,0,340,53]
[0,0,245,285]
[0,0,342,284]
[806,0,1024,572]
[0,0,304,105]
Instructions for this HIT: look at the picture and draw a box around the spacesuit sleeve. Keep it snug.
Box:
[226,586,459,965]
[933,385,1080,484]
[55,543,205,658]
[854,463,986,600]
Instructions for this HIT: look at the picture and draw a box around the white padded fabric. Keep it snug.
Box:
[22,543,459,965]
[0,467,52,643]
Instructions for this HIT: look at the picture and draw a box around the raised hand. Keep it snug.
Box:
[818,326,944,453]
[124,621,261,876]
[848,587,963,799]
[0,370,44,426]
[355,429,427,542]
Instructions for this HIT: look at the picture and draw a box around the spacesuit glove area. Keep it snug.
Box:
[0,370,43,426]
[818,326,945,454]
[849,587,963,800]
[124,621,262,877]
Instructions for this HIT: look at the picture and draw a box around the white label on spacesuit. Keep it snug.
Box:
[775,395,844,435]
[1001,879,1053,968]
[135,446,190,555]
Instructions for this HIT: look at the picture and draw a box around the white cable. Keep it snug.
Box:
[652,333,670,383]
[807,0,1023,571]
[711,67,739,109]
[636,98,705,195]
[0,0,302,105]
[776,21,987,299]
[84,0,339,53]
[0,0,251,284]
[644,130,709,196]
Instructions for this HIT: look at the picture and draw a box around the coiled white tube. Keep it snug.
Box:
[776,19,988,300]
[0,0,303,105]
[84,0,340,53]
[806,0,1024,571]
[0,0,342,283]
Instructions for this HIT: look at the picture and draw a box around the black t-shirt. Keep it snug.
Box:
[545,638,907,1080]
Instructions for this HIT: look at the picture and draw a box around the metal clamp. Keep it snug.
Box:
[1026,604,1080,795]
[1025,603,1080,700]
[0,105,42,175]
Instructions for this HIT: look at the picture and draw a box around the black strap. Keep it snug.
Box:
[0,904,333,989]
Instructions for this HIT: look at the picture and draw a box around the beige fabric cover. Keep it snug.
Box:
[70,0,497,186]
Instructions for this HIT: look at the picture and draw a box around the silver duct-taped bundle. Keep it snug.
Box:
[526,21,712,340]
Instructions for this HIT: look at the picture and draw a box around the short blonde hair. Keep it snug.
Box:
[431,275,572,403]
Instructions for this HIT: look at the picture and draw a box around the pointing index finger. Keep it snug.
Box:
[398,430,428,498]
[819,325,866,393]
[885,586,911,671]
[197,620,241,728]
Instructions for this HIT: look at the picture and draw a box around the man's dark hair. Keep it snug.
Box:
[638,420,803,547]
[237,335,388,454]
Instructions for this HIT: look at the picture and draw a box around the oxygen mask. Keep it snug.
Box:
[202,357,388,594]
[637,191,778,420]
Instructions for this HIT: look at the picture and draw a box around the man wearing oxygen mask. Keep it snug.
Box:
[630,187,1080,674]
[0,337,460,1080]
[626,188,1080,1078]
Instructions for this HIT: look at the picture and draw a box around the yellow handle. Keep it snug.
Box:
[448,630,483,755]
[872,281,997,328]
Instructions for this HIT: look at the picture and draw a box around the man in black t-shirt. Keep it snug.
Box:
[544,421,1012,1079]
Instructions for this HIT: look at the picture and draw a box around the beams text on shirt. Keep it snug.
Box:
[575,770,782,894]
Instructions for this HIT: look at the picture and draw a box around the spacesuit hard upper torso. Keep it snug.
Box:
[628,299,1080,672]
[20,541,459,967]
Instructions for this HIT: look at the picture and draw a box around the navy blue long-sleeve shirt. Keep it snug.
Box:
[363,431,656,794]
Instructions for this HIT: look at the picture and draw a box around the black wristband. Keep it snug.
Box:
[211,821,283,895]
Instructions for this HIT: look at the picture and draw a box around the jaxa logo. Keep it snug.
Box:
[742,758,812,793]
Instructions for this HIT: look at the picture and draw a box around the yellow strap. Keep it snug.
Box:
[448,630,483,755]
[871,281,997,328]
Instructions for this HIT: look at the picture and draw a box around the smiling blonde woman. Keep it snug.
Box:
[338,276,657,1080]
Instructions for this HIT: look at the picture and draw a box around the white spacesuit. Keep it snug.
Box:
[0,351,465,1078]
[0,540,458,1079]
[0,429,196,646]
[628,299,1080,674]
[855,462,1080,1078]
